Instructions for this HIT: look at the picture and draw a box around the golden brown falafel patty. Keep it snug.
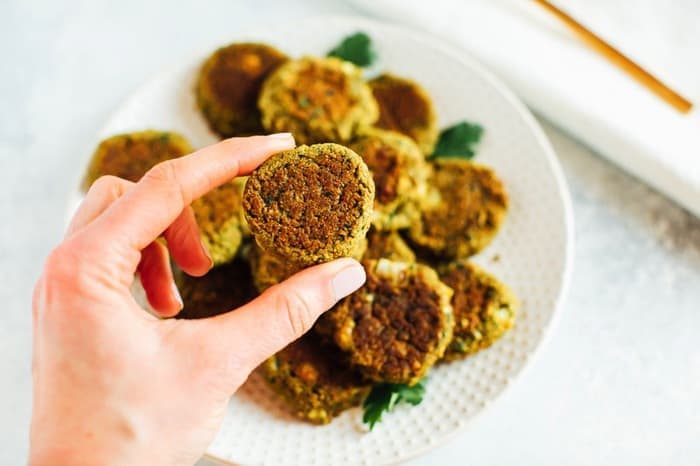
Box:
[82,130,192,190]
[174,258,257,319]
[369,73,439,155]
[243,143,374,265]
[261,333,371,425]
[258,57,378,144]
[409,159,508,259]
[363,228,416,263]
[438,260,517,360]
[349,128,428,230]
[316,259,453,386]
[196,43,288,137]
[192,178,247,266]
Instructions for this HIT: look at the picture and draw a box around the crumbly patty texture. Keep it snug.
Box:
[192,178,247,265]
[349,128,428,230]
[196,43,288,138]
[438,260,517,360]
[316,259,454,385]
[258,57,378,144]
[174,258,257,319]
[363,229,416,263]
[82,130,192,190]
[409,159,508,259]
[243,143,374,264]
[369,73,439,155]
[261,333,371,425]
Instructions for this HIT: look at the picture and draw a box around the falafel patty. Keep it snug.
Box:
[196,43,288,138]
[369,73,439,155]
[258,57,378,144]
[261,333,371,425]
[438,260,517,360]
[349,128,428,230]
[409,159,508,259]
[82,130,192,190]
[243,143,374,265]
[193,178,247,265]
[316,259,454,386]
[363,228,416,263]
[174,258,257,319]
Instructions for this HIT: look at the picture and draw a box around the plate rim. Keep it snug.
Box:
[68,13,575,466]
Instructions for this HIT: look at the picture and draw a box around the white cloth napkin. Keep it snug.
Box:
[352,0,700,217]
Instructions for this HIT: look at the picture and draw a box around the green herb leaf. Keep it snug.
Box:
[396,382,425,405]
[328,32,377,67]
[298,95,310,108]
[362,380,426,430]
[430,121,484,159]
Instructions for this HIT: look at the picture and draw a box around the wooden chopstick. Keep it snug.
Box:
[533,0,693,114]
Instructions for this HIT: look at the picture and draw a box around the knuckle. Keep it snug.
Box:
[43,245,78,280]
[87,175,128,201]
[39,246,81,307]
[143,160,189,206]
[90,174,119,191]
[275,287,316,339]
[42,239,101,293]
[143,160,177,185]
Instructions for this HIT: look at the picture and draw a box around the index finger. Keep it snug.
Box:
[88,134,294,251]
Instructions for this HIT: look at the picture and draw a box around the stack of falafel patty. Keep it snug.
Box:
[81,41,519,426]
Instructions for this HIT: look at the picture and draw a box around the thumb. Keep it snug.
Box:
[199,258,366,386]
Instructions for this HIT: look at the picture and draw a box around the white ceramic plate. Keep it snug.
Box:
[69,15,573,466]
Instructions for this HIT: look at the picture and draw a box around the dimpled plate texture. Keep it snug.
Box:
[70,16,573,466]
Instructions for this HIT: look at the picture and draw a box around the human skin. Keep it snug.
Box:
[29,134,366,466]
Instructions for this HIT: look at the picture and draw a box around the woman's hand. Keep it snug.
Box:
[29,134,366,466]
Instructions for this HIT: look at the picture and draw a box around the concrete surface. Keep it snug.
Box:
[2,0,698,464]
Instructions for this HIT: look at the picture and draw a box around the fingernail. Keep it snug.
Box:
[267,132,294,141]
[331,264,366,301]
[171,281,184,310]
[200,237,214,271]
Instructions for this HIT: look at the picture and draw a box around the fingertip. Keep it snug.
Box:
[265,132,294,142]
[177,240,213,277]
[330,261,366,301]
[225,133,296,174]
[138,242,184,318]
[199,241,214,273]
[284,257,366,303]
[164,207,214,277]
[171,281,184,309]
[143,280,184,318]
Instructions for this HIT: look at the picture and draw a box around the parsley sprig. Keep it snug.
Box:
[328,32,377,67]
[430,121,484,159]
[362,380,426,430]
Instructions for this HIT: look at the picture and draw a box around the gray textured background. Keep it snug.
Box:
[2,1,699,464]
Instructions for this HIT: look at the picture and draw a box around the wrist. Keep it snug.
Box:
[29,419,154,466]
[29,444,130,466]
